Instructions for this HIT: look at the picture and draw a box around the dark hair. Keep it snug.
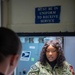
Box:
[39,40,65,67]
[0,27,22,62]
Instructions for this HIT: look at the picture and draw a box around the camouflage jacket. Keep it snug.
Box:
[27,61,75,75]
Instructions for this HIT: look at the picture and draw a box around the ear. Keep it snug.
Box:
[10,55,19,66]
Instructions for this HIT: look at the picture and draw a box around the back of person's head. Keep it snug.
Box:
[0,27,22,62]
[0,27,22,75]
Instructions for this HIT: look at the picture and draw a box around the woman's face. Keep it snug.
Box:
[46,45,58,62]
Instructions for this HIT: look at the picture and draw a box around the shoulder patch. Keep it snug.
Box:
[31,65,39,71]
[69,66,74,75]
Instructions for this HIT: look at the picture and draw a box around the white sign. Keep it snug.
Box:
[20,51,31,61]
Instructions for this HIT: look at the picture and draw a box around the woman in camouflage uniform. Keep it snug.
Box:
[27,40,74,75]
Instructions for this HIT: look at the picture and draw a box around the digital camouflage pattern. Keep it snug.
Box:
[27,61,75,75]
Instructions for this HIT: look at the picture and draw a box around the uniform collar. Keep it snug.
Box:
[41,62,58,71]
[47,59,57,69]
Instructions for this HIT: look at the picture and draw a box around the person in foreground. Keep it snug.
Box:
[27,40,75,75]
[0,27,22,75]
